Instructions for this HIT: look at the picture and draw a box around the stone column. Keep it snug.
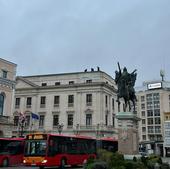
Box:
[116,112,140,155]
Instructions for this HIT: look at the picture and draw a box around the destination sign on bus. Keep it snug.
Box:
[27,134,47,140]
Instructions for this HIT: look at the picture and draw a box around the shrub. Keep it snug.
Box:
[160,163,170,169]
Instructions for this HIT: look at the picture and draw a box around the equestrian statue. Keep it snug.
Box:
[115,62,137,112]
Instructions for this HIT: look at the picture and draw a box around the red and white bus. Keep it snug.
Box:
[23,133,96,169]
[0,137,25,167]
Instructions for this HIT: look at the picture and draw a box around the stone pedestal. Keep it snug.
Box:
[116,112,140,155]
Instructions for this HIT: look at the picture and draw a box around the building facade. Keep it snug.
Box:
[13,70,122,138]
[136,80,170,156]
[0,58,17,137]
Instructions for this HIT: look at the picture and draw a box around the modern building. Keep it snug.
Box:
[136,80,170,156]
[13,69,122,138]
[0,58,17,137]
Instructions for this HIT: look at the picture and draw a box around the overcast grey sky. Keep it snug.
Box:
[0,0,170,86]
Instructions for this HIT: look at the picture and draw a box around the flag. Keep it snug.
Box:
[31,112,39,120]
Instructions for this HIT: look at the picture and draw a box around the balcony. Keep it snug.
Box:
[40,104,46,108]
[15,105,20,109]
[54,104,59,108]
[68,103,74,107]
[0,116,13,125]
[86,102,92,106]
[75,124,118,133]
[26,105,32,108]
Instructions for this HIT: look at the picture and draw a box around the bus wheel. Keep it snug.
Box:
[60,158,66,168]
[2,158,9,167]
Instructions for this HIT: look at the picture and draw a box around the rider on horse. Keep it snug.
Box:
[115,63,137,112]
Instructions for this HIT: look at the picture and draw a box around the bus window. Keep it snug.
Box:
[25,140,47,156]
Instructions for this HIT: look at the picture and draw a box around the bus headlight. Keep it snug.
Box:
[42,159,47,163]
[23,160,26,163]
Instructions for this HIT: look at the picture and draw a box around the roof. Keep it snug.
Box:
[0,137,25,141]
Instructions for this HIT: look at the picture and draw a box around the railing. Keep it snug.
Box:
[0,115,13,124]
[40,104,46,108]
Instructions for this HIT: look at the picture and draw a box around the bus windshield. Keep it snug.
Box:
[24,140,47,156]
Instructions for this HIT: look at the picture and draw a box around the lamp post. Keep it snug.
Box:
[18,112,26,137]
[76,124,79,135]
[57,123,64,134]
[96,123,100,138]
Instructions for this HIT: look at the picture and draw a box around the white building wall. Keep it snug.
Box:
[13,71,118,138]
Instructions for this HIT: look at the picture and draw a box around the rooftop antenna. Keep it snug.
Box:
[160,69,165,81]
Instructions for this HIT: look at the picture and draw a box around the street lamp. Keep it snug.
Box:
[76,124,79,135]
[18,112,26,137]
[57,123,64,134]
[96,123,100,138]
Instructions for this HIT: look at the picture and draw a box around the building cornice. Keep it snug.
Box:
[0,77,16,89]
[15,82,117,93]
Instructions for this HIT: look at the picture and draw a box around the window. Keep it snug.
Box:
[53,115,59,126]
[155,117,161,124]
[67,114,73,127]
[148,126,154,133]
[141,111,145,117]
[141,96,145,102]
[147,110,153,117]
[112,115,115,127]
[142,119,145,124]
[68,95,74,107]
[149,135,155,141]
[39,115,45,127]
[141,103,145,109]
[153,93,159,100]
[40,96,46,108]
[105,114,108,126]
[112,98,115,110]
[0,94,4,115]
[55,82,60,86]
[146,94,152,101]
[154,101,160,109]
[15,98,20,109]
[148,118,153,125]
[142,135,146,140]
[155,126,161,133]
[147,102,153,109]
[54,96,60,107]
[86,94,92,106]
[41,83,47,86]
[2,70,7,78]
[14,116,19,126]
[105,95,108,107]
[25,115,30,127]
[26,97,32,108]
[154,109,160,116]
[86,114,92,126]
[86,80,92,83]
[142,127,146,132]
[69,81,74,85]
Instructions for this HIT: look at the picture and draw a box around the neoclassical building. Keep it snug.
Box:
[13,69,122,138]
[0,58,17,137]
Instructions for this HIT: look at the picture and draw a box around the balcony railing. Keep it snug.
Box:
[54,104,59,108]
[40,104,46,108]
[68,103,74,107]
[0,116,13,124]
[26,105,32,108]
